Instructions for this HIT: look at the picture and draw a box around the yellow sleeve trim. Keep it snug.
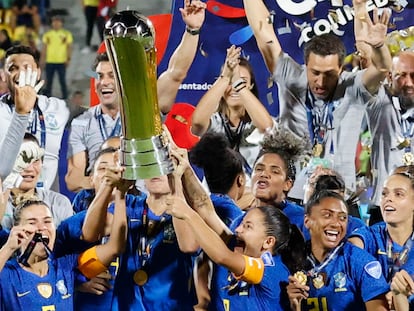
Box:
[234,255,265,284]
[77,246,107,279]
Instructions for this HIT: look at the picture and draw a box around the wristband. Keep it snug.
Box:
[373,42,385,49]
[234,85,247,92]
[186,26,200,36]
[232,78,246,91]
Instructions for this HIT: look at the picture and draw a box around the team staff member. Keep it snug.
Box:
[0,45,69,191]
[66,0,207,192]
[242,0,392,201]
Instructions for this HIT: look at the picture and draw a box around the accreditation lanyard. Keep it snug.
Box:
[219,113,252,176]
[6,95,45,148]
[26,103,46,149]
[307,241,344,278]
[305,90,335,154]
[138,204,167,268]
[95,107,121,141]
[386,230,414,281]
[394,97,414,153]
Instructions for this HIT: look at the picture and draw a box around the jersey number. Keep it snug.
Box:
[223,299,230,311]
[307,297,328,311]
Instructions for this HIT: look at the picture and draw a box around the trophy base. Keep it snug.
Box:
[120,134,174,180]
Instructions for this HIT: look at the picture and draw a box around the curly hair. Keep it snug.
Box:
[255,126,310,182]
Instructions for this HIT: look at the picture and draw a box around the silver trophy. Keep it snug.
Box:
[104,10,174,180]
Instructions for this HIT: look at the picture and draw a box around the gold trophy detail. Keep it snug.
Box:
[104,10,174,180]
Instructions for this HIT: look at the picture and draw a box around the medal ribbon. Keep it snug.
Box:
[219,113,252,176]
[307,241,344,278]
[393,96,414,153]
[95,107,121,141]
[305,90,335,155]
[401,113,414,153]
[138,203,168,268]
[6,94,45,149]
[386,230,414,281]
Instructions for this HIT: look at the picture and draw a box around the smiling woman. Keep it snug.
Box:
[167,198,306,311]
[287,190,389,311]
[0,192,127,311]
[348,164,414,310]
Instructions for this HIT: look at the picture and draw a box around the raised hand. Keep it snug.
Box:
[221,45,242,80]
[287,275,310,311]
[163,124,190,179]
[391,270,414,296]
[164,193,192,220]
[5,224,36,252]
[14,66,44,114]
[354,4,390,49]
[180,0,206,30]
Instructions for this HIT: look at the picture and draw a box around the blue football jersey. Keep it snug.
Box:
[0,255,78,311]
[107,194,197,310]
[302,242,389,311]
[209,252,290,311]
[55,209,119,311]
[210,193,243,226]
[350,222,414,281]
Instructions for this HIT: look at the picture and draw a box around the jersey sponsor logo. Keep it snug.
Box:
[56,279,68,297]
[16,291,31,298]
[364,261,382,279]
[45,114,59,130]
[261,251,275,266]
[37,283,53,298]
[333,272,347,292]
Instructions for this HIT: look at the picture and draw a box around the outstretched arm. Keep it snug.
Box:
[354,0,392,94]
[94,189,127,266]
[166,195,245,276]
[82,166,123,242]
[231,61,273,133]
[242,0,282,73]
[191,45,240,136]
[0,67,44,180]
[157,0,206,114]
[167,161,199,253]
[164,126,233,240]
[78,188,128,279]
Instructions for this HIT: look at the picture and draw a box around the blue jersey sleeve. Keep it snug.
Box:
[347,244,389,302]
[210,194,243,226]
[55,211,97,257]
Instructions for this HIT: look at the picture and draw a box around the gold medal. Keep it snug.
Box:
[312,143,324,158]
[403,152,414,165]
[293,271,308,286]
[397,138,411,150]
[134,269,148,286]
[312,274,325,289]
